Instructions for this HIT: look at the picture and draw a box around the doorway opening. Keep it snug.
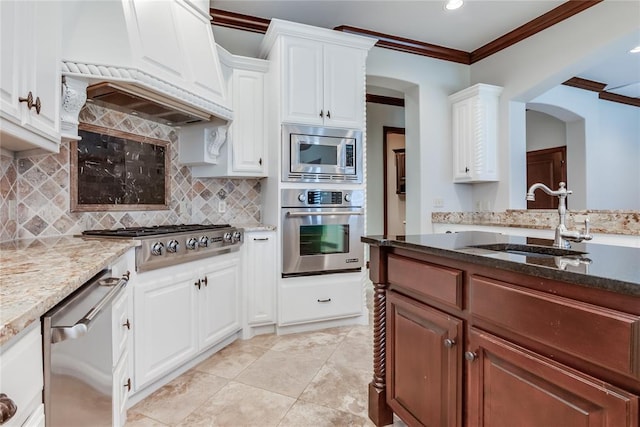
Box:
[383,127,406,235]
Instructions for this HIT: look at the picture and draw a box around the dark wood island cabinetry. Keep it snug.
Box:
[363,232,640,427]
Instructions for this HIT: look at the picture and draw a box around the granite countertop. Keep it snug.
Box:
[0,236,139,346]
[362,231,640,297]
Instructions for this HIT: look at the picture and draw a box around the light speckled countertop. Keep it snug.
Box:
[0,236,138,346]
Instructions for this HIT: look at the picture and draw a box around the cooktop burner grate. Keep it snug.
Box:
[82,224,232,237]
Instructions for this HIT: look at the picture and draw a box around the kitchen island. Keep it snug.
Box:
[362,232,640,427]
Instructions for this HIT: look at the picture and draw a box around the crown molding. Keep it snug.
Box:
[470,0,603,63]
[210,8,270,34]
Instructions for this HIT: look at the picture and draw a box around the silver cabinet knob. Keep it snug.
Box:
[444,338,456,348]
[464,351,478,362]
[151,242,164,256]
[186,238,198,250]
[167,240,179,253]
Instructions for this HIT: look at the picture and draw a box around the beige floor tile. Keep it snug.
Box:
[177,381,295,427]
[194,340,268,379]
[241,332,283,350]
[270,329,347,360]
[128,370,227,425]
[299,361,371,418]
[236,349,326,398]
[328,332,373,373]
[278,401,374,427]
[125,412,169,427]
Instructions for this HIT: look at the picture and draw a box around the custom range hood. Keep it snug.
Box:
[59,0,232,138]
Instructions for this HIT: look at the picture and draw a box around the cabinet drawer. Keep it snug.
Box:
[279,279,362,325]
[0,324,43,426]
[388,254,463,310]
[470,275,640,379]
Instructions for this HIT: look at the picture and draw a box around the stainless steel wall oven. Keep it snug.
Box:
[281,189,364,277]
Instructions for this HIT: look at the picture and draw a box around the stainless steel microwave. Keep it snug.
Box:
[282,125,363,183]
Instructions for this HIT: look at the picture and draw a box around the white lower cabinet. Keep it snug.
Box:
[0,323,43,427]
[133,253,240,390]
[242,230,277,327]
[279,274,364,325]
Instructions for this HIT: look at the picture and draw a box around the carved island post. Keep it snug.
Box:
[368,245,394,426]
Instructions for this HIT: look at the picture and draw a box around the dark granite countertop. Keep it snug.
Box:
[362,232,640,297]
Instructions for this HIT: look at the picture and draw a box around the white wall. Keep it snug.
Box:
[366,102,404,235]
[469,1,640,210]
[526,110,566,152]
[531,85,640,210]
[366,47,470,233]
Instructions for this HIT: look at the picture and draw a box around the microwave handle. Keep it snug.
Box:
[286,210,363,217]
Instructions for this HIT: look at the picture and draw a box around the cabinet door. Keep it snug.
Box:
[466,328,639,427]
[281,37,324,126]
[24,0,60,140]
[452,98,472,182]
[0,1,21,122]
[133,270,198,388]
[112,352,130,427]
[244,231,276,325]
[386,291,462,427]
[231,70,266,175]
[198,257,241,349]
[323,44,366,129]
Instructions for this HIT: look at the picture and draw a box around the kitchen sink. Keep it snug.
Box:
[468,243,587,259]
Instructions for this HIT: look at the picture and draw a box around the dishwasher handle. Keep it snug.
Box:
[50,272,130,344]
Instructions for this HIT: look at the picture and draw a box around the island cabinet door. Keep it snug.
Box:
[386,290,463,427]
[466,328,639,427]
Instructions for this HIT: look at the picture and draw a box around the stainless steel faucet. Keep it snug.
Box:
[526,182,592,248]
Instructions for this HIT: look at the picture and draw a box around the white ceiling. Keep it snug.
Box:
[211,0,640,98]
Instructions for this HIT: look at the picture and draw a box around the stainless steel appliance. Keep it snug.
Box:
[281,188,364,276]
[82,224,243,272]
[43,270,130,427]
[282,125,363,183]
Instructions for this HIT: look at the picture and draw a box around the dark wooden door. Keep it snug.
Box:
[466,328,639,427]
[526,146,566,209]
[386,290,462,427]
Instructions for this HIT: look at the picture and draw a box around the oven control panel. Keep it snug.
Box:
[281,189,363,208]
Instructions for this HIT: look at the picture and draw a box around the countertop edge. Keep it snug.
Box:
[362,235,640,297]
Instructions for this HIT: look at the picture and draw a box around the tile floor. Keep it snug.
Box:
[125,322,388,427]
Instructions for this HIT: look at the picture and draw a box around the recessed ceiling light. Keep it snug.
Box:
[445,0,463,10]
[630,45,640,54]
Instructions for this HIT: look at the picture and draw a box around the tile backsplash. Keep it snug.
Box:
[0,103,262,242]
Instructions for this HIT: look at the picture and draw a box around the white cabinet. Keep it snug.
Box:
[0,0,61,153]
[133,253,240,390]
[449,83,503,183]
[279,273,364,326]
[260,19,376,130]
[242,230,277,329]
[183,50,269,178]
[0,323,43,427]
[281,37,368,129]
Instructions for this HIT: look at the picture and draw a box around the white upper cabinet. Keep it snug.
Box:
[449,84,503,183]
[181,49,269,178]
[260,19,376,130]
[0,0,61,153]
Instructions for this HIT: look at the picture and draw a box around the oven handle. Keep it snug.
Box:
[286,210,363,217]
[50,272,130,344]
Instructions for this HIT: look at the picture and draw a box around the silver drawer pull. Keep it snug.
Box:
[317,298,332,303]
[253,237,269,241]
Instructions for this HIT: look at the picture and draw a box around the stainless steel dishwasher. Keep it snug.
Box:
[43,269,129,427]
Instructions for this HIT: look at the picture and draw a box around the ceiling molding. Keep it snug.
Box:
[562,77,607,92]
[469,0,603,63]
[598,92,640,108]
[562,77,639,108]
[210,8,270,34]
[366,94,405,107]
[334,26,470,64]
